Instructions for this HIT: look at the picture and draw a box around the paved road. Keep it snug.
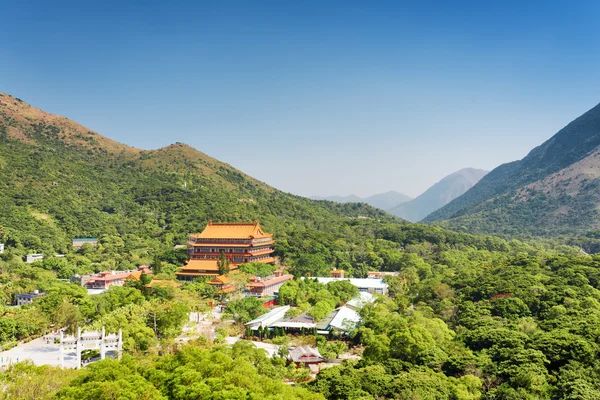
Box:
[225,337,280,358]
[0,336,78,369]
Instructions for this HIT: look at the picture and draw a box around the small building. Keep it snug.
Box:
[15,290,45,306]
[0,243,4,254]
[306,276,388,295]
[72,238,98,248]
[331,269,345,279]
[247,269,293,297]
[126,265,152,281]
[73,266,151,290]
[25,254,44,263]
[207,275,235,294]
[177,221,275,281]
[289,346,326,367]
[367,271,398,279]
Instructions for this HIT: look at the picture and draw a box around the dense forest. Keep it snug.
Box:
[2,94,600,399]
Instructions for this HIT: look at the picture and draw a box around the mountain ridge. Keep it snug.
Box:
[312,191,412,210]
[388,168,488,222]
[425,101,600,236]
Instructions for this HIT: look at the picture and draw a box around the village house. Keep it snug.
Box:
[176,221,275,280]
[25,254,44,263]
[72,266,151,290]
[247,269,293,297]
[288,346,326,372]
[15,290,45,306]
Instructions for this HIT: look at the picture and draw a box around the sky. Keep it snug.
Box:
[1,0,600,198]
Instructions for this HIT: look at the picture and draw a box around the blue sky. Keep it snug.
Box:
[2,0,600,197]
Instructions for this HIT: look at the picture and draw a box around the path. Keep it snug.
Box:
[225,337,280,358]
[0,335,78,369]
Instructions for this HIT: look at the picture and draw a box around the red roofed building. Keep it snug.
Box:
[76,266,151,290]
[247,269,293,297]
[177,221,275,281]
[83,270,135,290]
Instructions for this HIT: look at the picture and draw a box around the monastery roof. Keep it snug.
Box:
[179,259,240,272]
[208,275,230,285]
[127,266,152,281]
[289,346,325,363]
[191,221,272,240]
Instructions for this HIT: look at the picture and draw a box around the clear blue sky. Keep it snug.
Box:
[2,0,599,197]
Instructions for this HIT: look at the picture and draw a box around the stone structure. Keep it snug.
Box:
[59,327,122,369]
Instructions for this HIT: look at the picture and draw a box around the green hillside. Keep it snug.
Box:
[5,94,600,399]
[425,102,600,238]
[0,93,388,255]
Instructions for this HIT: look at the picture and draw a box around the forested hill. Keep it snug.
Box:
[425,101,600,236]
[0,92,394,255]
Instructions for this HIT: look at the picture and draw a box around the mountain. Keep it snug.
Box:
[0,92,398,255]
[387,168,488,222]
[312,191,412,210]
[425,101,600,236]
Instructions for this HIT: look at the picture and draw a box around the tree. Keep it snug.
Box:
[217,251,230,276]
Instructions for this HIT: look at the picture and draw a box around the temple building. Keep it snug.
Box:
[207,275,236,294]
[247,269,293,297]
[176,221,275,280]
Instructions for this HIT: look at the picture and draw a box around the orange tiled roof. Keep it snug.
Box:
[180,259,241,272]
[208,275,230,285]
[191,221,272,240]
[175,271,219,276]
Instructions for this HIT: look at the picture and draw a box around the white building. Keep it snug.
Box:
[303,277,388,295]
[25,254,44,263]
[0,243,4,254]
[15,290,45,306]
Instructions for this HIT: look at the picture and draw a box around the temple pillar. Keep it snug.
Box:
[100,327,106,359]
[76,327,82,369]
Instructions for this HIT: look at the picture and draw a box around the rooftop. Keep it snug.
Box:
[289,346,325,363]
[179,259,241,272]
[247,274,293,288]
[304,277,388,289]
[191,221,272,240]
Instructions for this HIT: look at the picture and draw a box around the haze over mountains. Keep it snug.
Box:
[314,169,488,222]
[388,168,488,222]
[311,191,412,211]
[427,101,600,236]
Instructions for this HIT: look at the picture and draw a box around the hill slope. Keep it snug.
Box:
[312,191,412,210]
[388,168,488,222]
[425,102,600,236]
[0,92,396,256]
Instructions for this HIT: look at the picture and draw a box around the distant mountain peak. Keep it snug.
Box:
[312,191,412,210]
[425,101,600,236]
[388,168,488,222]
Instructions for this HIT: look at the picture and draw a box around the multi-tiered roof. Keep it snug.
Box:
[176,221,275,279]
